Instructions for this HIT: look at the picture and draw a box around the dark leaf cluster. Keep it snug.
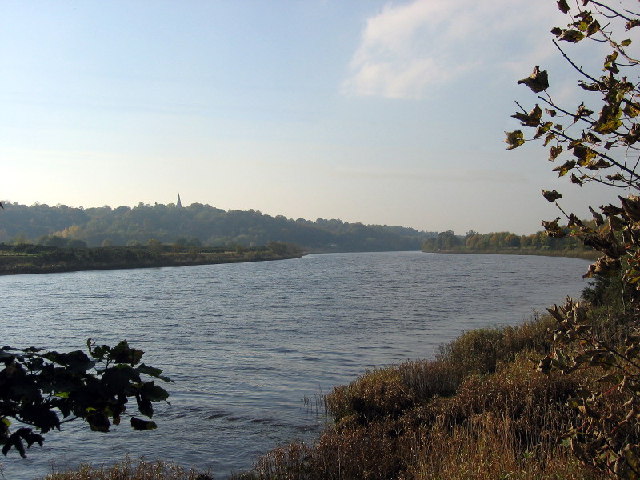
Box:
[0,340,170,457]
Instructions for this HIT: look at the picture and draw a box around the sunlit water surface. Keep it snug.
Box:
[0,251,591,479]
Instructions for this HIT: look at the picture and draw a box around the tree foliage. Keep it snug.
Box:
[508,1,640,477]
[0,340,170,458]
[0,202,434,252]
[422,228,591,253]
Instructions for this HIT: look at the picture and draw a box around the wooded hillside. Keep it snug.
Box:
[0,201,435,252]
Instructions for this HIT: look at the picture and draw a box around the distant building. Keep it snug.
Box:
[177,194,183,208]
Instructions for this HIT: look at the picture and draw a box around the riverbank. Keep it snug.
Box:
[0,242,303,275]
[422,247,598,260]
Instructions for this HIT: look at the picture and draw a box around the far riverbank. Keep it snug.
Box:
[422,248,598,260]
[0,242,303,275]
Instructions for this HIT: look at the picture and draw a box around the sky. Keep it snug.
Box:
[0,0,627,234]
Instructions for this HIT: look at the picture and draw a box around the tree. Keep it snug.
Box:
[507,1,640,477]
[0,340,170,458]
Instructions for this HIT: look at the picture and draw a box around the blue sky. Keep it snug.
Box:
[0,0,621,234]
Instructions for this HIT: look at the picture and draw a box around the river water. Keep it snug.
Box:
[0,251,591,479]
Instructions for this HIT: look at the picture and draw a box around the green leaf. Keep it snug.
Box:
[136,394,154,418]
[558,29,585,42]
[136,363,171,382]
[553,160,576,176]
[534,121,553,139]
[585,158,611,170]
[621,38,632,47]
[594,104,623,133]
[517,66,549,93]
[130,417,157,430]
[101,365,141,394]
[624,102,640,118]
[86,411,110,432]
[557,0,570,13]
[586,20,600,37]
[549,145,563,161]
[543,133,556,147]
[512,104,542,127]
[44,350,93,373]
[604,51,619,73]
[505,130,525,150]
[573,145,597,166]
[542,190,563,202]
[110,341,144,366]
[140,382,170,402]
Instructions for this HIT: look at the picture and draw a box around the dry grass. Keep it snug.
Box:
[412,412,602,480]
[40,457,212,480]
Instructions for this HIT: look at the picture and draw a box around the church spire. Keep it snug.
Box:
[177,193,183,208]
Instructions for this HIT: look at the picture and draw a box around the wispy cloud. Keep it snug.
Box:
[342,0,561,100]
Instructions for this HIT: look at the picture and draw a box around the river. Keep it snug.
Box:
[0,251,591,479]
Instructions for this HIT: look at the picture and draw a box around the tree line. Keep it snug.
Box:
[0,202,435,253]
[422,228,593,257]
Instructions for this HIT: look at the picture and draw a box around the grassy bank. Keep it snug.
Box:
[0,242,303,275]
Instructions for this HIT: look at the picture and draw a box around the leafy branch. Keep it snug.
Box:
[0,340,170,458]
[508,1,640,477]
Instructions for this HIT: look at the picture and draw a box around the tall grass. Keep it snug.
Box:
[40,457,212,480]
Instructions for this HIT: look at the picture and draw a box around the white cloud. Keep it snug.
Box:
[343,0,562,100]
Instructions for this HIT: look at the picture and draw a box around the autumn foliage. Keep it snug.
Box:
[507,1,640,477]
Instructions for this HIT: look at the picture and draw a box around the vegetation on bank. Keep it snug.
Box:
[0,201,434,252]
[38,457,212,480]
[0,241,303,275]
[422,229,598,259]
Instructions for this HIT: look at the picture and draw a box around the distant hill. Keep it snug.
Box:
[0,201,436,252]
